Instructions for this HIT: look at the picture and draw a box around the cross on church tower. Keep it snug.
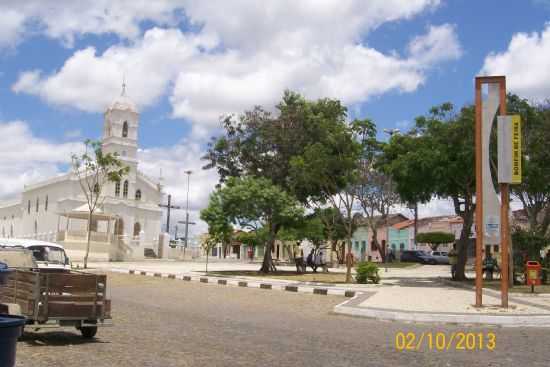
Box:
[121,74,127,96]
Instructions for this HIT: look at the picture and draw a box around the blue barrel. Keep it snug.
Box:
[0,262,12,286]
[0,315,25,367]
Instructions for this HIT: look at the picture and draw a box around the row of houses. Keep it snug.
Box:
[205,213,473,264]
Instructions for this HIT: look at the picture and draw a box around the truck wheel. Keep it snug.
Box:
[80,326,97,338]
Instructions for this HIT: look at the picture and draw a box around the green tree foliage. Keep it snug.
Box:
[508,94,550,237]
[382,103,475,280]
[71,139,129,268]
[314,207,349,264]
[415,232,455,251]
[199,190,234,257]
[203,91,359,273]
[200,176,304,273]
[289,115,363,282]
[511,227,548,281]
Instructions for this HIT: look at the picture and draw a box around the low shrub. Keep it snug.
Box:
[355,261,380,284]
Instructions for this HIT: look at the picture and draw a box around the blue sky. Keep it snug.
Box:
[0,1,549,232]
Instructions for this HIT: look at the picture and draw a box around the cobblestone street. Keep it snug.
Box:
[16,273,550,367]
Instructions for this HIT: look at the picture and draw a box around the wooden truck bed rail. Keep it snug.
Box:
[0,269,110,322]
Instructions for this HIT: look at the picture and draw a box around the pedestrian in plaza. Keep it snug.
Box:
[448,244,458,280]
[294,248,305,274]
[483,251,497,280]
[316,250,328,273]
[307,249,317,273]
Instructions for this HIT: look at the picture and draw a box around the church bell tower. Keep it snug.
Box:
[102,82,139,197]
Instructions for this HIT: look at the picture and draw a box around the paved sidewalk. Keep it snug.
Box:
[90,259,550,327]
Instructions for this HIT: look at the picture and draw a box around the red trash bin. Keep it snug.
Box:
[526,261,541,292]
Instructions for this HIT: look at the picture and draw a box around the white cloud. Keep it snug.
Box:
[12,28,215,112]
[0,121,83,199]
[481,24,550,101]
[408,24,462,65]
[0,0,183,48]
[12,13,460,131]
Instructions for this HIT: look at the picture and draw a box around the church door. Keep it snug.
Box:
[115,218,124,237]
[133,222,141,237]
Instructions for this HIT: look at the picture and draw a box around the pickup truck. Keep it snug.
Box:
[0,247,111,338]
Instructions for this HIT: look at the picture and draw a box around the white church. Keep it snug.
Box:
[0,86,168,262]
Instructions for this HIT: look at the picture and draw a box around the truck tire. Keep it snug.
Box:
[80,326,97,338]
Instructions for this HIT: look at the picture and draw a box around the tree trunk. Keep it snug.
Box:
[260,239,276,273]
[83,210,93,269]
[345,227,353,283]
[260,225,277,273]
[455,211,473,281]
[371,227,385,262]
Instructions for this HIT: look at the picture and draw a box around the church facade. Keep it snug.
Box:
[0,88,165,262]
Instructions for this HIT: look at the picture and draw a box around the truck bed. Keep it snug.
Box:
[0,269,111,322]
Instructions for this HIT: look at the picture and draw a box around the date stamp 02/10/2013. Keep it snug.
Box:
[395,331,497,352]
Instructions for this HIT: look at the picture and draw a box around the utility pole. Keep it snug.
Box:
[158,194,181,238]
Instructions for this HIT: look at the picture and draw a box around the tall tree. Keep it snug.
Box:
[71,140,128,268]
[204,91,358,272]
[383,103,476,280]
[200,176,304,272]
[289,119,362,282]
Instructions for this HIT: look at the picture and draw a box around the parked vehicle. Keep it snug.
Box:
[0,247,111,338]
[0,238,71,271]
[431,251,450,264]
[400,250,438,265]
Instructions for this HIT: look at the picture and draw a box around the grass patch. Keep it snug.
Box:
[376,262,421,269]
[209,263,418,284]
[210,270,350,284]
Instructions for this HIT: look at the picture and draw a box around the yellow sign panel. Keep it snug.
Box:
[511,115,521,184]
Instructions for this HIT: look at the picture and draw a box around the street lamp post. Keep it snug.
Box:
[184,170,192,249]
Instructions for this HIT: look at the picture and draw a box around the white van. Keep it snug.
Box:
[0,238,71,270]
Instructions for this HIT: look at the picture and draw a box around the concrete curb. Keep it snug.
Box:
[333,293,550,327]
[108,268,358,298]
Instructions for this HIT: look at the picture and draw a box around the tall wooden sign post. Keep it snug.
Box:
[475,75,521,308]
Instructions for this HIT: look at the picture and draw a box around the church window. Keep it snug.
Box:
[28,200,31,214]
[10,225,13,238]
[122,121,128,138]
[123,180,129,198]
[34,220,38,234]
[121,150,127,157]
[45,195,48,211]
[115,181,121,197]
[135,189,141,201]
[36,197,39,212]
[2,227,4,237]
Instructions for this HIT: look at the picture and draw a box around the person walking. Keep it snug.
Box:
[307,249,317,273]
[448,244,458,280]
